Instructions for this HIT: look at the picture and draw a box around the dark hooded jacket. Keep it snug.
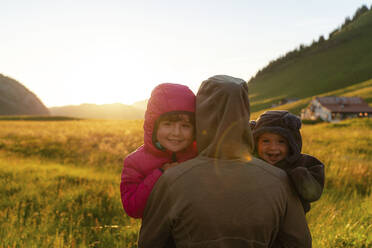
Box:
[250,110,325,213]
[138,75,312,248]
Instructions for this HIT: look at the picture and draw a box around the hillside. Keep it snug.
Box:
[248,5,372,113]
[49,103,145,120]
[0,74,50,116]
[251,78,372,119]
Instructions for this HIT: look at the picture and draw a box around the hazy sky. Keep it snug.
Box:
[1,0,371,107]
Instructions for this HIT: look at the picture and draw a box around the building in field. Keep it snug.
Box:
[301,96,372,122]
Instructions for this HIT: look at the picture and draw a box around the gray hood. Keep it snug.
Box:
[196,75,254,159]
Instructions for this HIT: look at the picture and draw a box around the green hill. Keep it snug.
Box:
[251,78,372,119]
[248,5,372,114]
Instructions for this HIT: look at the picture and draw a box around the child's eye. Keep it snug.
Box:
[278,139,287,144]
[161,121,172,126]
[182,123,192,128]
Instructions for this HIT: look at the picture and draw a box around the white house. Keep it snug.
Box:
[301,96,372,122]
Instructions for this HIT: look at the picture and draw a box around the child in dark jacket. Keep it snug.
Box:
[120,83,197,219]
[250,110,325,213]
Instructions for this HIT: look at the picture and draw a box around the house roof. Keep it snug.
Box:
[315,96,372,113]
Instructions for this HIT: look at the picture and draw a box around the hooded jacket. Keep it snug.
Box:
[251,110,325,212]
[120,83,197,218]
[139,75,312,248]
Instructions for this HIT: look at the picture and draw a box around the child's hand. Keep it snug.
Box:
[161,162,179,171]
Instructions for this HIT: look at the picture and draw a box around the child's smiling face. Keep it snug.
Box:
[257,132,289,165]
[156,114,194,153]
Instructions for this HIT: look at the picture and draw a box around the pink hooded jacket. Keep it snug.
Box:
[120,83,197,218]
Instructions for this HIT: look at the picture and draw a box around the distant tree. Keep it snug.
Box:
[353,5,369,20]
[318,35,325,43]
[310,40,317,47]
[341,17,352,29]
[329,28,339,38]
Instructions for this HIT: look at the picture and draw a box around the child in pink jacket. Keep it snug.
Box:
[120,83,197,218]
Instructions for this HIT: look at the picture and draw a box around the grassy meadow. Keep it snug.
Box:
[0,118,371,247]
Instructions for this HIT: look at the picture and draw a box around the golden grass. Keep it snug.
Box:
[0,118,371,247]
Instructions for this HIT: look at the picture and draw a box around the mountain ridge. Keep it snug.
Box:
[49,102,145,120]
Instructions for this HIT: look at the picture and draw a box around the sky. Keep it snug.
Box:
[1,0,372,107]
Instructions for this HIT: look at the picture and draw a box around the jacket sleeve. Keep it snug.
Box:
[120,156,163,218]
[138,174,173,248]
[273,184,313,248]
[288,154,325,203]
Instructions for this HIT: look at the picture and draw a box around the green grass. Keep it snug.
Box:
[0,119,143,172]
[302,118,372,247]
[0,119,144,247]
[0,118,371,247]
[0,153,140,247]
